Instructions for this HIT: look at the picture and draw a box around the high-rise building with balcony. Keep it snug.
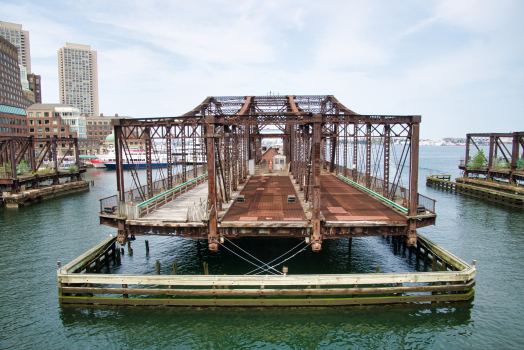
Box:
[57,43,99,117]
[0,21,31,74]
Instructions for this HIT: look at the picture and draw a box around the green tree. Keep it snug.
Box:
[472,149,486,170]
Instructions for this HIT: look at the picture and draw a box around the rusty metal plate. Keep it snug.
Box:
[320,175,407,223]
[222,175,307,222]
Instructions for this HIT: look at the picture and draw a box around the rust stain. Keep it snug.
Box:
[239,217,258,221]
[321,175,407,223]
[328,207,347,213]
[222,175,307,222]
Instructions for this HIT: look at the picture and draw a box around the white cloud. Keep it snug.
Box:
[1,0,523,138]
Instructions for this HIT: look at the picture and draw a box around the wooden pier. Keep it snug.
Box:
[425,131,524,209]
[427,175,523,209]
[1,135,88,207]
[2,179,89,208]
[57,233,475,307]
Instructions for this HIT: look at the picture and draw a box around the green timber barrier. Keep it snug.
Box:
[136,173,208,208]
[337,174,408,214]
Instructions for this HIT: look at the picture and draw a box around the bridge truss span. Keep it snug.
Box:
[103,95,436,251]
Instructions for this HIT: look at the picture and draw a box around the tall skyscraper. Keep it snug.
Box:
[57,43,99,117]
[0,21,31,73]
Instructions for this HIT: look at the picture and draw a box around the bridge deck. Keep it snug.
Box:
[320,175,406,224]
[222,175,307,223]
[120,174,408,231]
[140,182,208,222]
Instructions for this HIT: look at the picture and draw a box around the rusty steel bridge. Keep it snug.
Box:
[99,95,436,251]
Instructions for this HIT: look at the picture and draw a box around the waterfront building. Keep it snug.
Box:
[57,43,99,117]
[0,36,31,137]
[0,21,31,74]
[26,103,98,156]
[84,113,138,154]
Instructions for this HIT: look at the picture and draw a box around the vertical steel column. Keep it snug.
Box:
[29,136,36,174]
[145,127,153,199]
[9,139,17,183]
[330,124,338,173]
[115,124,125,203]
[224,127,231,198]
[290,125,295,178]
[407,120,420,246]
[284,124,291,160]
[383,124,391,197]
[298,126,303,189]
[343,121,348,177]
[74,138,80,167]
[312,115,323,252]
[52,135,58,167]
[510,134,519,184]
[353,122,358,181]
[166,127,173,188]
[239,126,244,182]
[295,125,299,181]
[365,123,371,189]
[232,126,238,191]
[465,135,471,168]
[335,128,339,175]
[408,121,420,216]
[206,118,218,251]
[52,135,59,185]
[193,132,198,180]
[245,125,250,178]
[181,126,187,183]
[321,138,326,170]
[488,134,494,169]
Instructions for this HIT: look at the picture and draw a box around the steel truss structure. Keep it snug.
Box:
[0,136,83,193]
[109,95,434,251]
[461,132,524,184]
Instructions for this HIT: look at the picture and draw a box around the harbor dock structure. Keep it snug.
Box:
[99,95,437,251]
[460,132,524,184]
[0,136,88,207]
[426,175,523,209]
[425,132,524,209]
[57,234,476,307]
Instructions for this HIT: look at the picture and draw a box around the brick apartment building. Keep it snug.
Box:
[85,114,142,154]
[26,103,98,156]
[0,36,32,137]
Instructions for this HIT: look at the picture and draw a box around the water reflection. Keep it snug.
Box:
[59,303,473,349]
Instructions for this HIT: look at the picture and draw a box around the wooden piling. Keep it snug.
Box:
[173,260,178,275]
[145,240,149,254]
[156,260,160,275]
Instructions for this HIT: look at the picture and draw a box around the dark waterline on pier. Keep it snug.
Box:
[1,146,523,349]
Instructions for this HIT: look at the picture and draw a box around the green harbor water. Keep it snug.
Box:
[1,146,523,349]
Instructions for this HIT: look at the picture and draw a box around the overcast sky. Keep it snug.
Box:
[2,0,523,139]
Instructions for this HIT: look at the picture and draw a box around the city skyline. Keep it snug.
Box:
[0,0,523,139]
